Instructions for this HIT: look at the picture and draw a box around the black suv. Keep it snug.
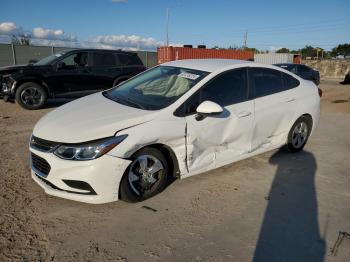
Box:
[274,63,320,85]
[0,49,146,109]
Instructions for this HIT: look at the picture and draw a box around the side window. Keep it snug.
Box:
[59,52,88,69]
[129,55,143,65]
[184,92,201,115]
[118,54,132,65]
[251,68,284,98]
[201,68,248,107]
[298,65,311,73]
[288,65,297,74]
[118,54,142,66]
[93,53,117,67]
[282,72,300,90]
[179,68,248,115]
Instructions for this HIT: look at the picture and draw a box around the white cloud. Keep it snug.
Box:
[32,27,76,41]
[0,22,24,35]
[111,0,128,3]
[90,34,164,50]
[0,21,181,51]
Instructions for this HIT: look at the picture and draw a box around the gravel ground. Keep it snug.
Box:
[0,80,349,262]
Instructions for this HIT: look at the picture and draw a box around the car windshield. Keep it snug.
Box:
[34,52,66,65]
[103,66,209,110]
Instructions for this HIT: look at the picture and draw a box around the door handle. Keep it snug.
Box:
[237,111,252,118]
[285,97,296,103]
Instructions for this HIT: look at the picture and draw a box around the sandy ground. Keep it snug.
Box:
[0,80,350,262]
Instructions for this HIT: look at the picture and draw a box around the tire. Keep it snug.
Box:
[120,148,169,202]
[15,82,47,110]
[286,116,312,153]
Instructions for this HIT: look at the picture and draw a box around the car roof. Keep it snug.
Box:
[275,63,298,66]
[65,49,137,55]
[162,59,253,72]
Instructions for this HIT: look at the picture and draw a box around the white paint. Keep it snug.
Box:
[31,59,320,203]
[196,100,223,114]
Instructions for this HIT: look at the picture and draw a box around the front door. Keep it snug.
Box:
[183,68,254,174]
[51,51,92,97]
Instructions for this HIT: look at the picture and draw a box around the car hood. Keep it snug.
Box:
[33,93,157,143]
[0,64,28,74]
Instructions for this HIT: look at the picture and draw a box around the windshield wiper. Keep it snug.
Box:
[125,97,146,110]
[103,92,146,110]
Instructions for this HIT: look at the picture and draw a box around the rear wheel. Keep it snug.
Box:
[15,82,47,110]
[120,148,169,202]
[286,116,312,152]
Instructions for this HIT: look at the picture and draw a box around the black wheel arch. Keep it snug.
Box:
[127,143,180,179]
[13,77,51,97]
[300,113,313,132]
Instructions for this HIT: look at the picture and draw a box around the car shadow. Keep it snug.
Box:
[253,149,326,262]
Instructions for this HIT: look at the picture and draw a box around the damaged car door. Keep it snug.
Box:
[249,67,299,151]
[181,68,254,174]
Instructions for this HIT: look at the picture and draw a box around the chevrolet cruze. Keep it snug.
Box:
[29,59,321,204]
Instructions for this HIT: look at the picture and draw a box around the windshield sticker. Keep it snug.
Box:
[178,72,200,80]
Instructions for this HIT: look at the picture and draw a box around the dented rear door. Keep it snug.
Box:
[249,67,297,151]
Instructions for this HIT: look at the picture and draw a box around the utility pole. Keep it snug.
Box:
[166,8,170,46]
[244,31,248,49]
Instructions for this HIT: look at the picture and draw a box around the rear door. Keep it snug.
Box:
[181,68,254,174]
[90,51,123,90]
[249,67,299,151]
[117,53,146,77]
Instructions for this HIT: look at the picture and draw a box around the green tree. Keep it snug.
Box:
[331,43,350,57]
[299,45,317,58]
[276,47,290,53]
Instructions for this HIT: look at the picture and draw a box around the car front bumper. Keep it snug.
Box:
[1,77,15,100]
[30,147,131,204]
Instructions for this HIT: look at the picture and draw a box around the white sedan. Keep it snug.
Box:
[29,59,321,204]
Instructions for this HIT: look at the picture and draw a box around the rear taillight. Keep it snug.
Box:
[318,87,323,97]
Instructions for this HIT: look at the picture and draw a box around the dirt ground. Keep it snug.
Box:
[0,80,350,262]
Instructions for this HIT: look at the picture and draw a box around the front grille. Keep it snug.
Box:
[31,153,51,176]
[30,136,59,152]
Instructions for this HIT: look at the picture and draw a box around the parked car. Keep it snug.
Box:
[274,63,320,85]
[342,72,350,84]
[29,59,321,204]
[1,49,146,109]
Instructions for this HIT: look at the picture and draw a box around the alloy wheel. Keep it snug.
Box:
[128,155,165,196]
[291,121,308,149]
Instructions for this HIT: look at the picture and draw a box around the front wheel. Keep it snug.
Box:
[286,116,312,152]
[120,148,169,202]
[15,82,47,110]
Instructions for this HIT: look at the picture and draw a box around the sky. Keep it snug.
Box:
[0,0,349,51]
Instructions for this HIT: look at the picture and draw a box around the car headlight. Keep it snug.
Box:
[54,135,127,161]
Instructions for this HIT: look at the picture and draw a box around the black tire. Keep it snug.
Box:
[15,82,47,110]
[286,116,312,153]
[120,148,169,202]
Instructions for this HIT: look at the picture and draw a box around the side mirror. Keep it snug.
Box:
[195,100,223,121]
[56,62,65,70]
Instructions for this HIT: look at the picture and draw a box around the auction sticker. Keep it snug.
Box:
[178,72,200,80]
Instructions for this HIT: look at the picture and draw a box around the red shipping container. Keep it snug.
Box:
[157,46,254,64]
[293,54,302,64]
